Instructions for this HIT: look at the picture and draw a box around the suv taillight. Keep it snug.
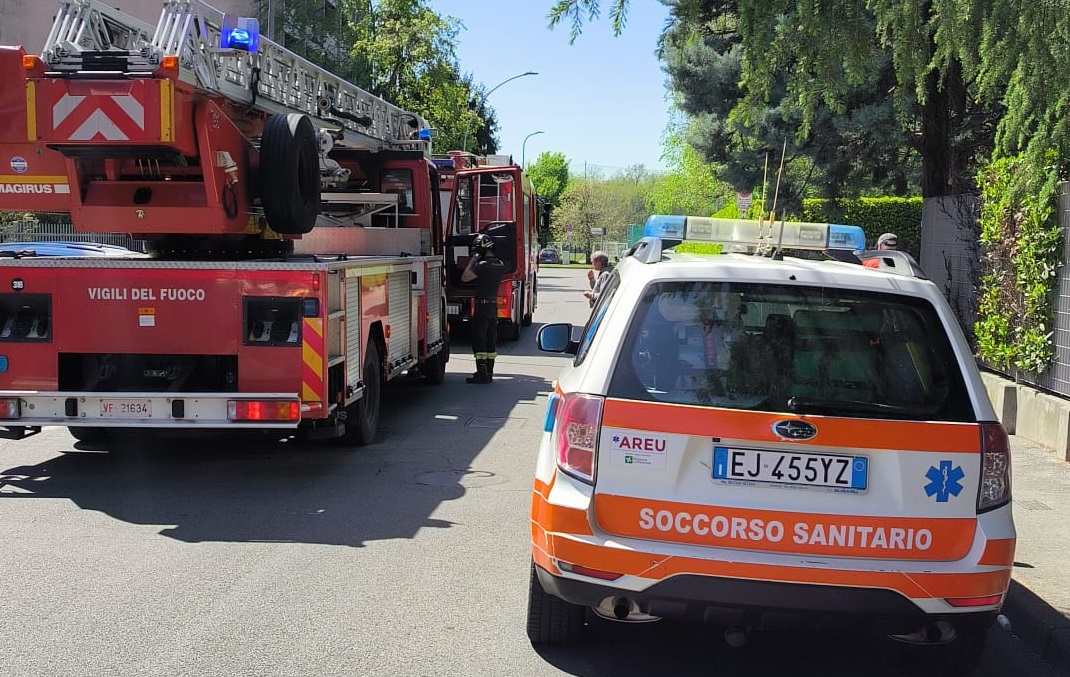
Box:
[554,393,603,484]
[978,422,1011,512]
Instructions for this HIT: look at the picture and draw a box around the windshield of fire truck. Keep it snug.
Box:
[381,169,414,213]
[451,172,516,235]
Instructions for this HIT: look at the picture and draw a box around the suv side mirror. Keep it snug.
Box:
[537,323,577,354]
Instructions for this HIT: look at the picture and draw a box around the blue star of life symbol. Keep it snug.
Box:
[924,461,965,502]
[613,435,620,443]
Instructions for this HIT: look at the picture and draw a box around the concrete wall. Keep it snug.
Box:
[982,371,1070,462]
[920,195,980,343]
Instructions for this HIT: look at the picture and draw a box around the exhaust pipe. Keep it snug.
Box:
[593,596,659,622]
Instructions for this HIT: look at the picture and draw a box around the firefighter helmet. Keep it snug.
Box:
[471,233,495,254]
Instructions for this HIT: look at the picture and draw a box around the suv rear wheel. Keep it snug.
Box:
[526,561,585,645]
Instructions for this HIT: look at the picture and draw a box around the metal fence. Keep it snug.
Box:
[922,186,1070,397]
[544,241,630,264]
[0,221,147,251]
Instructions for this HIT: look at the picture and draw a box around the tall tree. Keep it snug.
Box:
[257,0,371,83]
[258,0,497,154]
[646,134,733,216]
[664,25,918,214]
[549,0,1001,198]
[551,178,616,254]
[527,152,571,206]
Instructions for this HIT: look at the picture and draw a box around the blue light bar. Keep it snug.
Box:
[641,215,867,253]
[828,224,866,252]
[644,214,686,239]
[220,16,260,53]
[418,128,434,141]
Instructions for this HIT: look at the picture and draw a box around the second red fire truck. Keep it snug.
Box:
[440,153,540,341]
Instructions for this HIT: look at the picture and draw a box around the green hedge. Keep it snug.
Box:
[801,197,923,258]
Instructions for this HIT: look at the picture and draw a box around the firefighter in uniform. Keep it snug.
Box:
[461,233,506,384]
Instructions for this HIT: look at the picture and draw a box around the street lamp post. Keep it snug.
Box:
[521,131,545,168]
[462,71,538,153]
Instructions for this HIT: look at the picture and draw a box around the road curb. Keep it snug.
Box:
[1003,579,1070,676]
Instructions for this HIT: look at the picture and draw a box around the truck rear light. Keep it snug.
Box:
[554,393,603,484]
[0,398,21,419]
[978,422,1011,512]
[227,400,300,422]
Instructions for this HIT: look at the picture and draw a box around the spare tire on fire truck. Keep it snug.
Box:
[260,113,320,235]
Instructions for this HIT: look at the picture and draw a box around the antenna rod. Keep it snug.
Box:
[770,138,787,220]
[771,139,788,258]
[758,153,769,225]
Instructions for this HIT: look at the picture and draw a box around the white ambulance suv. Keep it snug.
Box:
[528,216,1014,674]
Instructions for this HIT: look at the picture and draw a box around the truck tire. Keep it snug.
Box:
[526,561,585,645]
[68,426,110,444]
[521,281,534,327]
[260,113,320,235]
[350,341,382,445]
[421,345,448,385]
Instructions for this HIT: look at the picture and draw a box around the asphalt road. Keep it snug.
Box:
[0,267,1058,677]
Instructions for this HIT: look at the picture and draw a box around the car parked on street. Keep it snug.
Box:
[528,215,1014,676]
[538,247,562,265]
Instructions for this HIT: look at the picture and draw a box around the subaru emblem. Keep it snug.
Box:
[772,419,817,440]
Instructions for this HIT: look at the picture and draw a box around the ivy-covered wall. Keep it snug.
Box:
[802,197,923,259]
[974,154,1063,375]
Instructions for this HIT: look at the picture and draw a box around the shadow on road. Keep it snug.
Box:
[0,366,552,548]
[535,615,1005,677]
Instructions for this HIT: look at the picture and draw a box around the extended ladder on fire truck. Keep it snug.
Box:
[41,0,429,153]
[2,0,439,247]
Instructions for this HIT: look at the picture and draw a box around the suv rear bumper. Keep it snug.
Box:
[534,564,997,634]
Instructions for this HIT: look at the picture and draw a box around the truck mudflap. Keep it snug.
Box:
[0,391,303,430]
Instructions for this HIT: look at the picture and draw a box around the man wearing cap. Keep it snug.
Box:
[863,233,898,268]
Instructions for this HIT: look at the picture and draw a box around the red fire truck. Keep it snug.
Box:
[442,153,539,340]
[0,0,448,445]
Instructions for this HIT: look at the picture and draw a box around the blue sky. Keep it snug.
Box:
[430,1,674,174]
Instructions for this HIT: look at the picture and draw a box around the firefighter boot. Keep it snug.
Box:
[486,359,495,379]
[466,360,491,384]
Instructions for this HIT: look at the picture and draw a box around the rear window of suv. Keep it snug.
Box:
[608,280,975,422]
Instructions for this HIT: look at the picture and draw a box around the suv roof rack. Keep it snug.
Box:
[621,237,679,264]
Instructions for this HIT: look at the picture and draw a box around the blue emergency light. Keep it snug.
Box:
[220,16,260,53]
[643,214,686,239]
[828,224,866,252]
[643,215,866,253]
[418,128,435,141]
